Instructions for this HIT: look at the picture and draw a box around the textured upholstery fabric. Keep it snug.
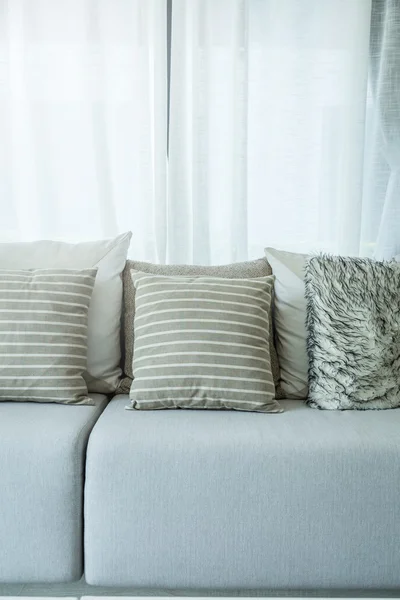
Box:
[0,394,108,583]
[85,396,400,589]
[128,271,280,412]
[118,258,283,397]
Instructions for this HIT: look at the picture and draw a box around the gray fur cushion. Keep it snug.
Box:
[305,255,400,410]
[117,258,283,397]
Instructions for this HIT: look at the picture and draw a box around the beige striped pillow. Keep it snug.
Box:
[0,268,97,404]
[128,271,282,413]
[118,257,282,397]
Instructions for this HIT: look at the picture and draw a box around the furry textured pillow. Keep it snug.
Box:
[305,255,400,410]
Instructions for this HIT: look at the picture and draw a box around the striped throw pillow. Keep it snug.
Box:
[118,257,282,397]
[128,271,282,413]
[0,268,97,404]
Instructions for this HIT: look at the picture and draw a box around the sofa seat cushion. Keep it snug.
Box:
[85,396,400,590]
[0,394,108,583]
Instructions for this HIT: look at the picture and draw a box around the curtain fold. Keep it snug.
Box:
[167,0,250,264]
[362,0,400,259]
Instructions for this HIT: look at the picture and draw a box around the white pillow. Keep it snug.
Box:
[264,247,308,399]
[0,232,131,393]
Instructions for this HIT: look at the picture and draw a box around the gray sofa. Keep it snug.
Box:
[0,394,108,583]
[84,397,400,590]
[2,392,400,590]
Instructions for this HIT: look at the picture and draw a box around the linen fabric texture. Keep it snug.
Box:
[118,258,282,397]
[305,255,400,410]
[0,393,108,582]
[264,248,308,399]
[0,268,97,404]
[128,271,282,413]
[0,233,131,393]
[86,395,400,589]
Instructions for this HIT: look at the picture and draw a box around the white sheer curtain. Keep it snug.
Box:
[168,0,373,263]
[362,0,400,259]
[0,0,167,261]
[0,0,399,263]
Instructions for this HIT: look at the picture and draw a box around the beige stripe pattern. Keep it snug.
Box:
[128,271,282,413]
[0,268,97,404]
[118,257,283,398]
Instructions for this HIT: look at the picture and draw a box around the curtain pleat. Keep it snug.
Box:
[363,0,400,259]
